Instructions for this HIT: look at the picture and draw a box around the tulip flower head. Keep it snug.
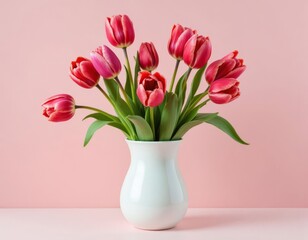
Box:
[137,71,166,107]
[139,42,159,71]
[42,94,75,122]
[69,57,100,89]
[183,34,212,69]
[209,78,240,104]
[105,14,135,48]
[90,45,122,79]
[205,50,246,84]
[168,24,196,60]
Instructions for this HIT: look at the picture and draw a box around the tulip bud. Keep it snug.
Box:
[168,24,195,60]
[139,42,159,71]
[69,57,100,89]
[42,94,75,122]
[183,34,212,69]
[105,14,135,48]
[136,71,166,107]
[205,50,246,84]
[209,78,240,104]
[90,45,121,79]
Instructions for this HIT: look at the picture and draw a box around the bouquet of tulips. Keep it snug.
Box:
[42,14,248,146]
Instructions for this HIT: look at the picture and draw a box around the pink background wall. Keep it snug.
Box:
[1,0,308,208]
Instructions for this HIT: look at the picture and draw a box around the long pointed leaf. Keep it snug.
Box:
[104,79,120,101]
[203,115,249,145]
[124,66,132,99]
[127,115,154,141]
[83,112,118,122]
[84,120,111,147]
[188,65,206,102]
[173,113,218,139]
[159,93,179,140]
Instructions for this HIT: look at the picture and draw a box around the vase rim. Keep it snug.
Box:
[125,139,182,144]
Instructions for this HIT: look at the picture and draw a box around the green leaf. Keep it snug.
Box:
[145,107,151,126]
[83,112,117,122]
[104,79,120,101]
[84,120,111,147]
[159,93,179,140]
[202,114,249,145]
[117,98,133,116]
[127,115,154,141]
[174,71,188,109]
[124,66,132,99]
[134,52,140,90]
[174,71,188,96]
[188,65,206,102]
[108,122,129,136]
[172,113,218,140]
[172,120,203,140]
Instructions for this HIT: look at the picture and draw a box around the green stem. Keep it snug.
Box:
[96,84,136,139]
[150,107,155,140]
[75,105,118,122]
[96,84,113,104]
[178,89,210,126]
[169,60,180,92]
[115,76,134,114]
[123,47,135,102]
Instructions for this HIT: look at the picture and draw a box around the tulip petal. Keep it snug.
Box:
[209,93,232,104]
[101,46,122,76]
[137,84,148,106]
[205,59,224,84]
[209,78,238,93]
[183,34,197,67]
[80,61,100,82]
[147,89,164,107]
[215,59,236,79]
[168,24,184,56]
[174,28,194,59]
[225,66,246,79]
[193,36,211,68]
[90,52,113,78]
[111,15,125,47]
[153,72,166,92]
[138,71,151,84]
[223,50,238,60]
[122,15,135,46]
[105,17,119,47]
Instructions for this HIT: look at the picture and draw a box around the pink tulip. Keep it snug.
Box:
[139,42,159,71]
[137,71,166,107]
[42,94,75,122]
[205,50,246,84]
[183,34,212,69]
[90,45,121,79]
[105,14,135,48]
[209,78,240,104]
[168,24,195,60]
[69,57,100,89]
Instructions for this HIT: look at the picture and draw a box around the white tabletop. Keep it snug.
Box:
[0,208,307,240]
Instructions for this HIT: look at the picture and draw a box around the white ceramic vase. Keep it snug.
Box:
[120,140,188,230]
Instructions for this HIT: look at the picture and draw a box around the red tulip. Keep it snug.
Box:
[168,24,195,60]
[69,57,100,89]
[137,71,166,107]
[139,42,159,71]
[90,45,121,79]
[205,50,246,84]
[105,14,135,48]
[209,78,240,104]
[42,94,75,122]
[183,34,212,69]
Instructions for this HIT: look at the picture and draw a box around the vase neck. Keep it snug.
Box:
[126,140,181,163]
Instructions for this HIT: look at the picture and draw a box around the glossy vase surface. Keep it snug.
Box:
[120,140,188,230]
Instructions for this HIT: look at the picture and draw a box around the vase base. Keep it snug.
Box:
[134,225,176,231]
